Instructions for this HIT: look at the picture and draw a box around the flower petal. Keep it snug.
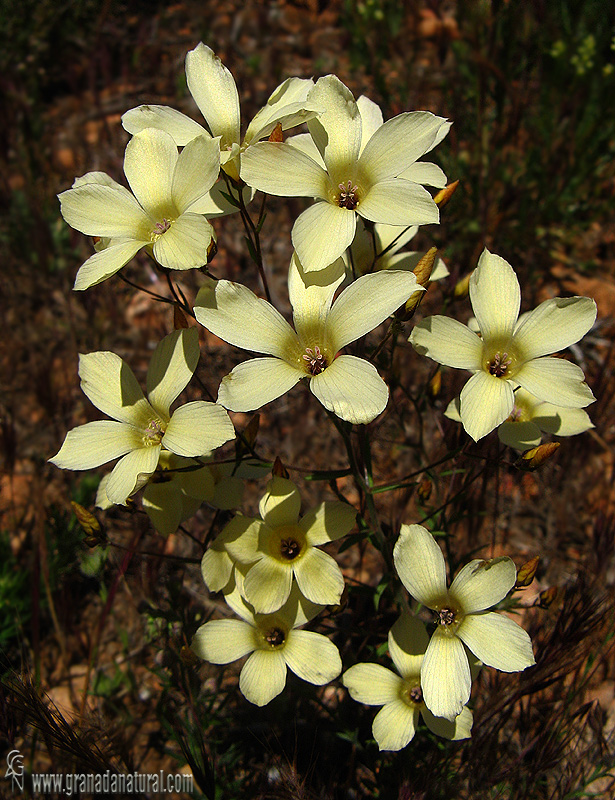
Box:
[259,477,301,527]
[162,401,235,457]
[299,501,357,545]
[194,279,300,357]
[142,481,185,536]
[359,111,450,182]
[400,161,448,188]
[497,420,542,450]
[327,269,422,350]
[456,612,535,671]
[534,404,594,436]
[123,128,178,217]
[185,43,240,145]
[217,358,304,412]
[309,355,388,424]
[358,179,439,227]
[240,649,287,706]
[242,557,292,613]
[513,296,597,360]
[146,328,199,417]
[288,253,345,344]
[73,239,146,291]
[357,95,383,153]
[244,77,319,145]
[422,704,473,741]
[292,202,357,273]
[216,515,262,565]
[372,701,418,751]
[172,135,221,213]
[187,181,254,216]
[393,524,448,609]
[459,371,515,442]
[58,183,150,238]
[200,547,235,593]
[122,104,209,146]
[410,316,483,369]
[306,75,362,179]
[152,213,214,270]
[294,547,345,605]
[283,629,342,684]
[49,421,141,470]
[192,618,256,663]
[78,351,154,426]
[514,357,595,408]
[105,444,161,504]
[449,557,517,614]
[240,141,330,197]
[421,628,471,721]
[388,613,428,679]
[469,250,521,341]
[343,663,402,704]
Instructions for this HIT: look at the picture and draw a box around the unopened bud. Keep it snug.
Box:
[537,585,559,609]
[429,369,441,397]
[413,247,438,288]
[515,555,539,588]
[272,456,289,479]
[173,306,189,329]
[207,237,218,263]
[236,414,260,458]
[454,272,471,299]
[515,442,560,471]
[269,122,284,143]
[434,180,459,208]
[71,501,107,546]
[417,477,432,503]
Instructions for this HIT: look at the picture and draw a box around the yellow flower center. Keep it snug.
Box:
[143,418,166,446]
[269,524,307,563]
[399,678,424,708]
[435,605,462,635]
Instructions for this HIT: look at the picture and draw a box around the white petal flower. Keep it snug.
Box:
[122,43,321,181]
[191,582,341,706]
[241,75,450,271]
[59,130,220,290]
[393,524,535,721]
[342,613,472,750]
[202,476,356,612]
[410,249,597,441]
[194,254,423,424]
[50,329,235,505]
[445,388,594,451]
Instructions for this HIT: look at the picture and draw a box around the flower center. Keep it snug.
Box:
[152,218,172,237]
[400,679,424,708]
[487,351,512,377]
[271,524,306,563]
[302,345,328,376]
[264,627,286,648]
[438,607,457,627]
[143,418,166,446]
[337,180,359,210]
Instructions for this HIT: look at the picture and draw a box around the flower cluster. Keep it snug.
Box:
[49,41,599,753]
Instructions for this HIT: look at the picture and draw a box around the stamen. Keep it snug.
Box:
[438,608,456,626]
[488,351,512,377]
[153,218,172,236]
[144,419,165,444]
[302,345,328,376]
[409,685,423,704]
[280,538,301,560]
[338,180,359,210]
[265,628,285,647]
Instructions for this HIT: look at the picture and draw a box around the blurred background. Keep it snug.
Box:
[2,1,615,797]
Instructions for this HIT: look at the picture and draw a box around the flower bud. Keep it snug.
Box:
[515,555,539,588]
[268,122,284,142]
[434,180,459,209]
[515,442,560,471]
[454,272,471,299]
[71,501,107,547]
[272,456,289,479]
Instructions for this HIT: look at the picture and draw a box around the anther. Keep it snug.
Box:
[302,345,328,376]
[338,180,359,210]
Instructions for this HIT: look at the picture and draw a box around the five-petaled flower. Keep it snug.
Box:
[343,613,473,750]
[59,129,220,290]
[445,388,594,451]
[201,476,356,612]
[50,329,235,505]
[192,580,341,706]
[122,42,321,185]
[194,254,423,424]
[393,524,535,721]
[410,249,596,441]
[240,75,450,271]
